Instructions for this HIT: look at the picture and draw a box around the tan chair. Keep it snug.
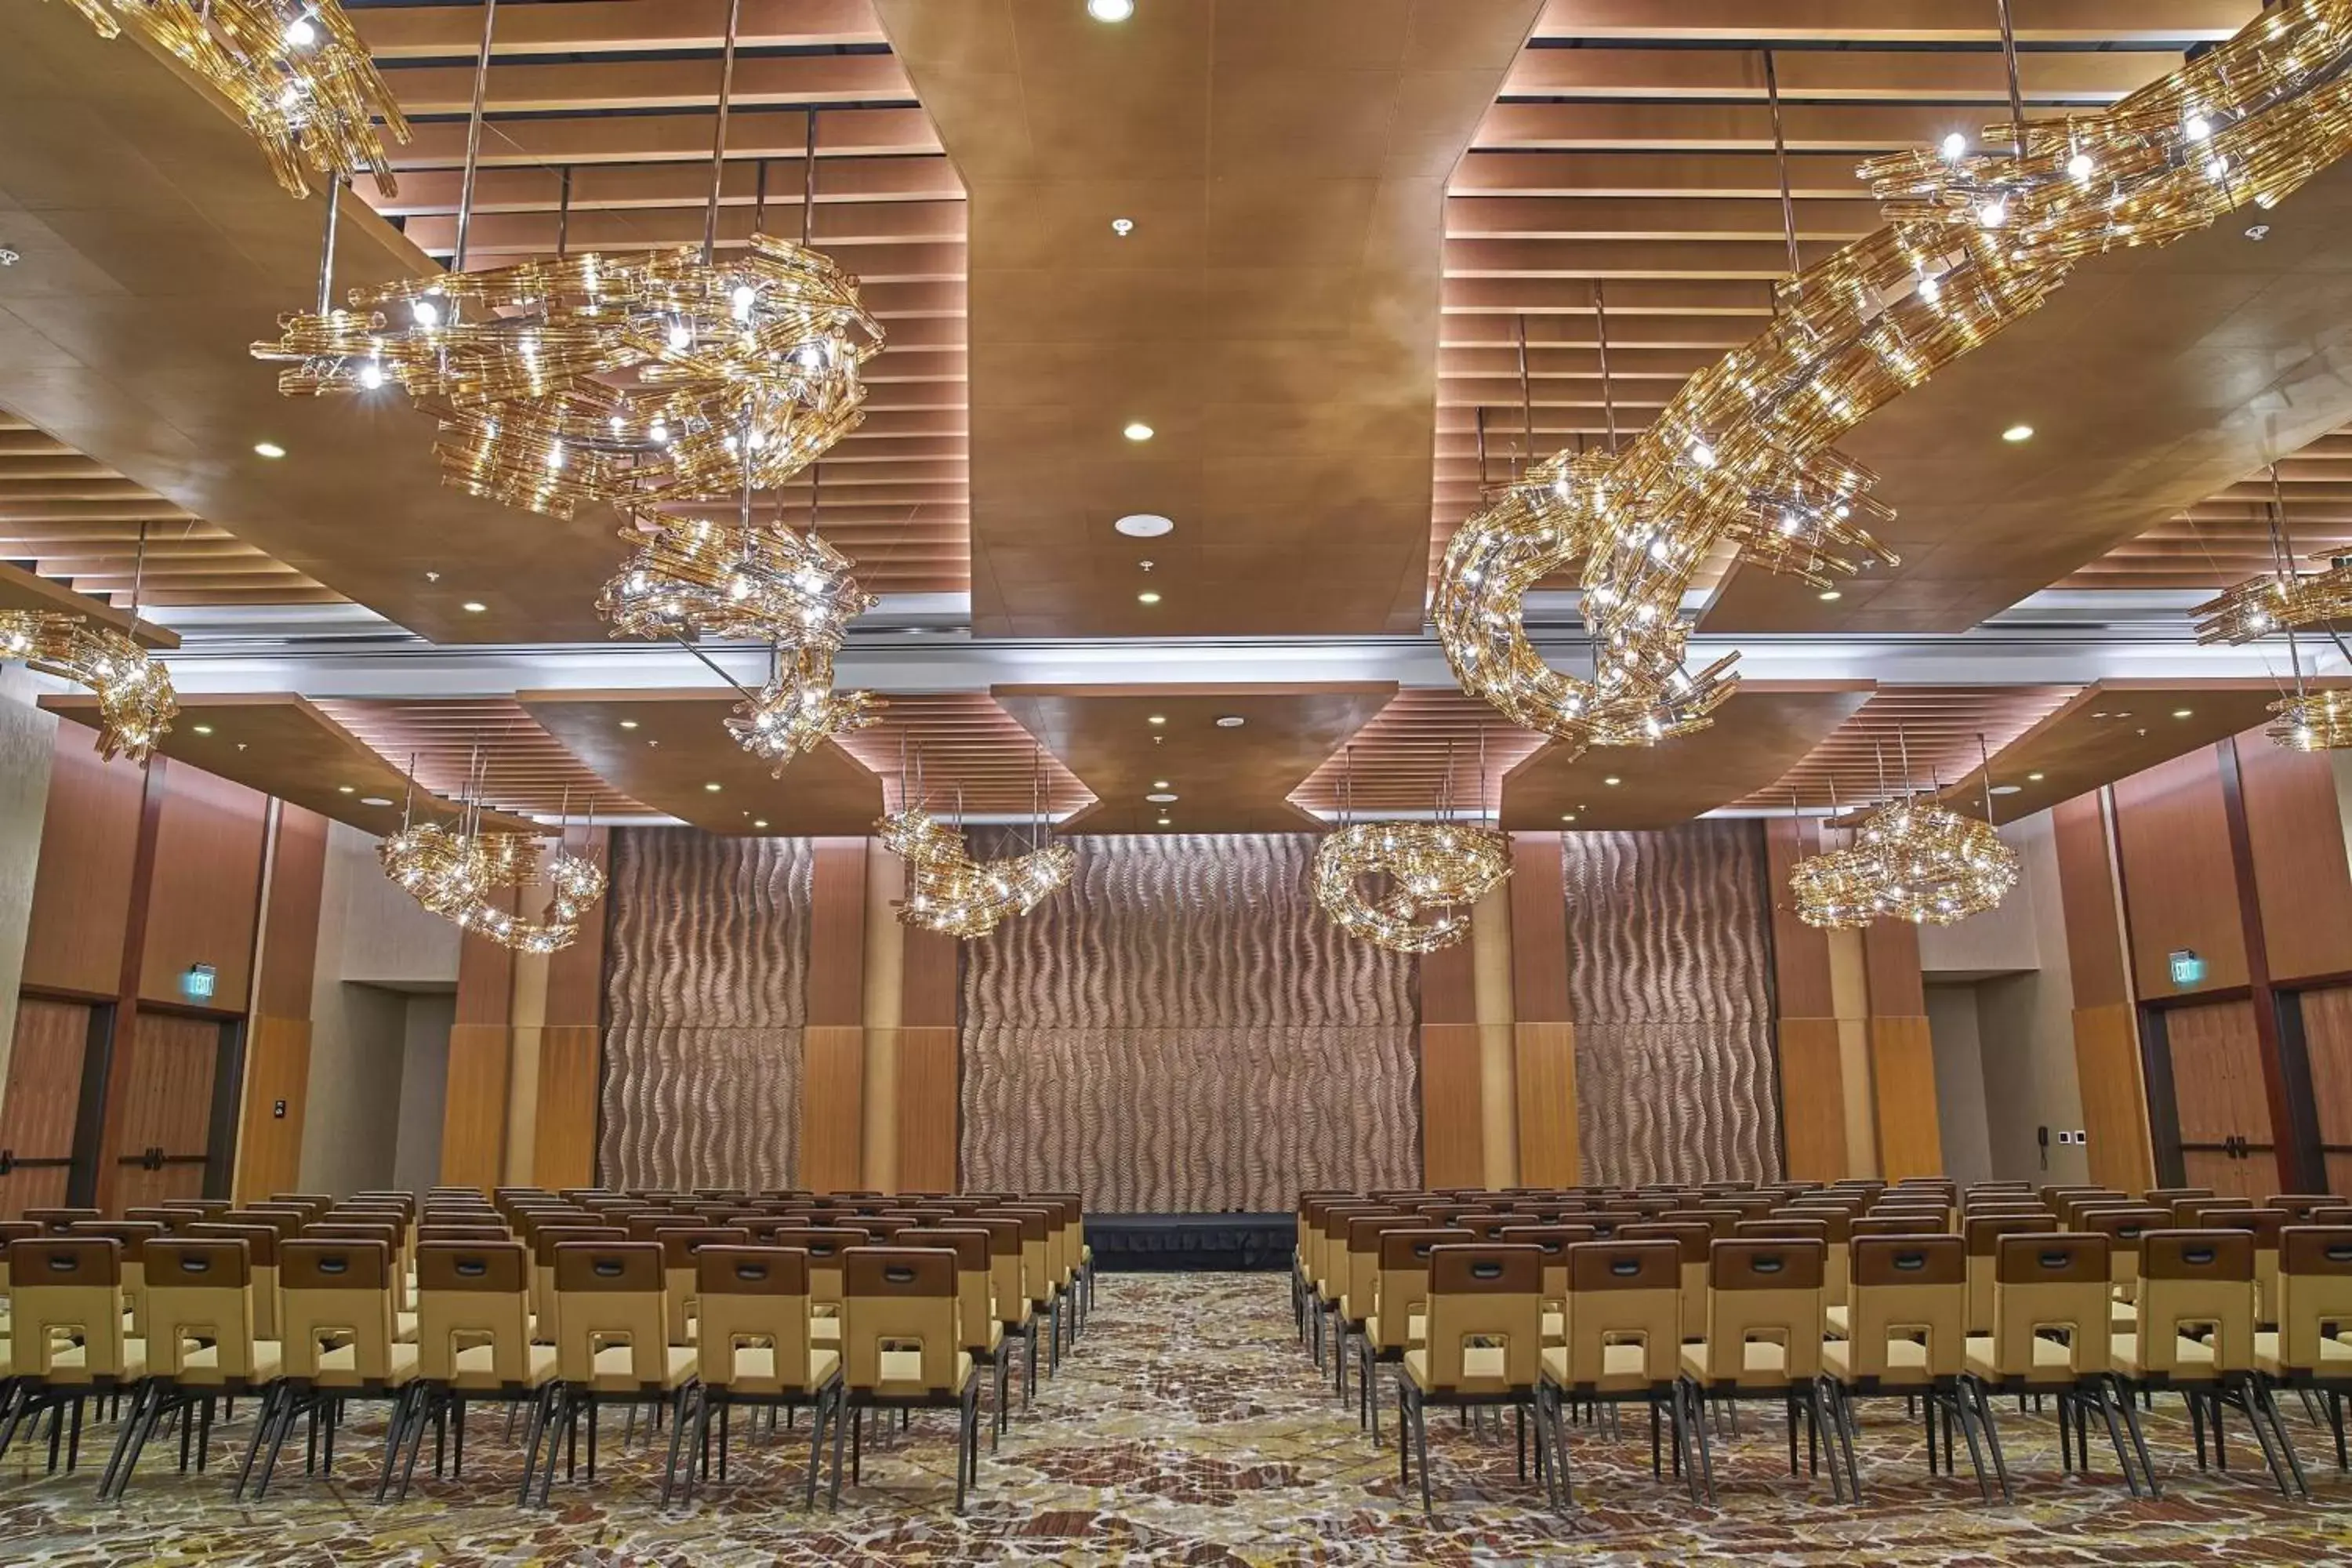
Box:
[670,1245,841,1508]
[1621,1221,1710,1343]
[1356,1225,1473,1445]
[764,1225,866,1349]
[896,1226,1011,1450]
[1396,1244,1548,1515]
[1963,1214,2057,1335]
[1334,1214,1423,1406]
[832,1247,982,1512]
[0,1236,142,1475]
[524,1223,628,1339]
[1678,1237,1849,1504]
[100,1236,278,1500]
[187,1221,283,1341]
[65,1220,164,1338]
[1962,1232,2142,1502]
[2200,1207,2288,1328]
[1535,1238,1693,1507]
[385,1240,558,1503]
[1821,1234,1991,1501]
[245,1238,416,1501]
[525,1240,699,1507]
[2259,1225,2352,1474]
[2080,1205,2170,1327]
[2113,1229,2296,1497]
[1496,1222,1597,1346]
[23,1207,101,1234]
[970,1216,1041,1415]
[652,1225,752,1344]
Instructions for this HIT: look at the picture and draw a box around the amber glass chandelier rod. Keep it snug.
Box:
[1762,50,1802,278]
[702,0,746,265]
[1994,0,2029,155]
[453,0,499,273]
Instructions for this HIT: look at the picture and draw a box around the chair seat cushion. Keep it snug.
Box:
[1824,1334,1932,1385]
[1363,1312,1426,1352]
[314,1341,417,1388]
[1544,1341,1660,1392]
[2110,1330,2217,1380]
[713,1344,839,1396]
[1543,1311,1563,1345]
[1402,1344,1512,1394]
[1680,1338,1788,1385]
[2256,1330,2352,1377]
[811,1317,840,1344]
[871,1347,972,1396]
[1963,1333,2082,1385]
[585,1343,697,1391]
[1824,1305,1849,1339]
[175,1340,281,1386]
[42,1338,145,1382]
[449,1342,558,1390]
[395,1312,418,1345]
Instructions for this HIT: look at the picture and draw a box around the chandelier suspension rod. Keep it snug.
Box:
[1593,281,1618,453]
[314,175,343,317]
[804,110,821,249]
[453,0,499,274]
[1515,313,1534,476]
[1977,731,1996,824]
[754,159,768,234]
[671,634,758,702]
[127,519,150,627]
[1762,50,1802,280]
[1474,405,1490,490]
[702,0,746,266]
[1993,0,2029,157]
[555,165,572,258]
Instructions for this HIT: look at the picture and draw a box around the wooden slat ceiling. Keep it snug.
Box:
[875,0,1544,637]
[1434,1,2261,592]
[0,561,177,648]
[0,411,336,610]
[343,0,968,598]
[1287,688,1546,819]
[40,692,535,833]
[1500,681,1873,829]
[1732,684,2081,813]
[993,684,1398,835]
[829,692,1094,816]
[315,697,645,820]
[2067,423,2352,590]
[517,691,883,835]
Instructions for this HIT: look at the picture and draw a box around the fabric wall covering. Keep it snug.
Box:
[1563,822,1784,1186]
[960,833,1421,1212]
[600,829,813,1189]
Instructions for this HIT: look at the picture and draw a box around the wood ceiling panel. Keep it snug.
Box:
[1529,2,2249,45]
[1499,683,1873,829]
[518,691,884,835]
[2067,420,2352,590]
[38,692,535,834]
[0,561,176,648]
[993,683,1397,835]
[877,0,1544,637]
[830,693,1093,816]
[1287,688,1547,818]
[1731,685,2082,814]
[315,698,641,820]
[354,1,888,57]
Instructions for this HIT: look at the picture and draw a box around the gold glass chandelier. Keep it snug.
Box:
[1438,0,2352,757]
[1310,744,1512,954]
[0,612,175,762]
[877,807,1076,941]
[379,822,607,954]
[1789,735,2020,928]
[58,0,408,198]
[2270,688,2352,751]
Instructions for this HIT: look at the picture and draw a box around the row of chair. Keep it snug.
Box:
[0,1184,1094,1514]
[1293,1176,2352,1513]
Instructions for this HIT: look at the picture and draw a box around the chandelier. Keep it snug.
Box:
[1791,801,2020,929]
[58,0,408,198]
[877,807,1076,941]
[1312,820,1511,954]
[379,820,607,954]
[2194,557,2352,644]
[2270,689,2352,751]
[0,612,176,762]
[1437,0,2352,756]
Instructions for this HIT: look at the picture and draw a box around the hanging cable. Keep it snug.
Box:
[701,0,746,266]
[453,0,499,274]
[1762,50,1802,280]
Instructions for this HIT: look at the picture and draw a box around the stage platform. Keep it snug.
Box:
[1085,1212,1293,1272]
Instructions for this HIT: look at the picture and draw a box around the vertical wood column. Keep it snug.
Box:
[800,837,868,1193]
[1766,817,1852,1180]
[1509,833,1578,1185]
[2051,791,2157,1192]
[232,804,328,1202]
[895,914,960,1195]
[89,757,169,1213]
[532,829,609,1189]
[1472,876,1518,1188]
[1864,920,1942,1181]
[1421,927,1483,1188]
[2217,738,2325,1191]
[439,887,516,1192]
[859,842,903,1192]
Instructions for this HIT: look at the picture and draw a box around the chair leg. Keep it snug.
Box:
[233,1384,281,1501]
[2236,1374,2303,1499]
[395,1388,435,1503]
[828,1396,851,1510]
[2110,1375,2161,1501]
[1947,1387,1994,1503]
[2257,1380,2311,1498]
[955,1383,975,1513]
[96,1381,154,1501]
[251,1388,301,1502]
[1684,1381,1717,1505]
[1964,1377,2013,1505]
[511,1388,550,1508]
[372,1384,415,1504]
[1411,1389,1433,1515]
[659,1385,695,1508]
[2087,1378,2142,1499]
[802,1388,829,1510]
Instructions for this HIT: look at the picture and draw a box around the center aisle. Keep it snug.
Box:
[2,1274,2343,1564]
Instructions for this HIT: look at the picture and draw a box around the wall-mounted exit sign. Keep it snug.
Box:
[2168,949,2205,989]
[181,963,218,1003]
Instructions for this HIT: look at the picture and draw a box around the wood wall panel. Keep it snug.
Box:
[1868,1015,1943,1181]
[0,997,89,1218]
[232,1015,309,1203]
[2238,735,2352,985]
[2113,747,2249,999]
[1421,927,1478,1028]
[1777,1016,1849,1182]
[454,909,518,1029]
[1863,920,1926,1018]
[2053,792,2131,1009]
[440,1023,511,1190]
[894,1025,958,1193]
[105,1011,218,1211]
[1512,1021,1577,1185]
[2071,1002,2154,1194]
[801,1024,866,1193]
[1766,818,1836,1019]
[253,805,327,1018]
[531,1024,601,1189]
[1421,1022,1486,1189]
[901,925,958,1031]
[137,764,267,1009]
[543,829,609,1028]
[21,722,142,996]
[2301,988,2352,1164]
[806,838,868,1029]
[1508,835,1570,1023]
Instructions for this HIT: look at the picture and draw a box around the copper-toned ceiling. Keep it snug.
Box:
[317,698,644,819]
[2069,423,2352,591]
[831,692,1094,816]
[1287,688,1545,819]
[877,0,1544,637]
[1733,685,2081,813]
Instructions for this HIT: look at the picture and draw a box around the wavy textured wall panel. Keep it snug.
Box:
[961,834,1420,1211]
[600,830,813,1189]
[1563,822,1782,1185]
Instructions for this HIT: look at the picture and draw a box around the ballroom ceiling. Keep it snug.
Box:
[0,0,2343,835]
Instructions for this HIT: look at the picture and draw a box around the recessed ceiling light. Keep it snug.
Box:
[191,724,213,735]
[2002,423,2034,443]
[753,818,769,829]
[1148,713,1167,726]
[1114,513,1174,539]
[1136,590,1161,604]
[1561,813,1577,823]
[1215,715,1244,728]
[1110,217,1135,237]
[0,245,20,267]
[1989,784,2023,796]
[619,720,639,729]
[1088,0,1134,18]
[1818,589,1843,601]
[462,601,487,613]
[360,796,394,807]
[1152,779,1169,789]
[2246,223,2271,241]
[337,785,355,794]
[1602,775,1621,786]
[1156,816,1171,826]
[1146,792,1178,804]
[1123,420,1154,442]
[2027,771,2045,782]
[252,441,286,459]
[704,782,722,792]
[2172,707,2194,718]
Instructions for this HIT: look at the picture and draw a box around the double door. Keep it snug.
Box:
[2153,986,2352,1196]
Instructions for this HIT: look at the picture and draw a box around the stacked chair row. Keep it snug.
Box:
[0,1185,1093,1515]
[1292,1177,2352,1513]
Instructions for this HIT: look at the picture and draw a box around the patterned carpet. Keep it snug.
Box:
[2,1272,2350,1565]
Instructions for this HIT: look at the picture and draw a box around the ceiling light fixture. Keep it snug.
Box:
[1561,813,1577,822]
[191,724,214,736]
[1136,590,1161,604]
[1110,217,1135,236]
[1114,513,1174,538]
[462,601,487,613]
[1123,421,1154,442]
[1215,715,1244,728]
[704,782,722,792]
[879,804,1074,938]
[1152,779,1169,789]
[252,441,287,459]
[2172,708,2194,718]
[1087,0,1136,19]
[338,784,355,794]
[1148,714,1167,726]
[619,720,640,729]
[2002,423,2034,443]
[360,796,393,807]
[2027,771,2045,781]
[1989,783,2023,795]
[0,245,20,267]
[1818,590,1843,601]
[1602,775,1621,786]
[753,818,770,828]
[1145,792,1178,804]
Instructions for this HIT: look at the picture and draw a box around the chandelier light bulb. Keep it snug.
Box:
[1940,132,1968,161]
[2067,151,2095,180]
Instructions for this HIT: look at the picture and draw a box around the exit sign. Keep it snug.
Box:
[2168,949,2205,989]
[181,963,218,1002]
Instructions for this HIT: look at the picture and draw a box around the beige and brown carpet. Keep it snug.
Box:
[3,1272,2350,1565]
